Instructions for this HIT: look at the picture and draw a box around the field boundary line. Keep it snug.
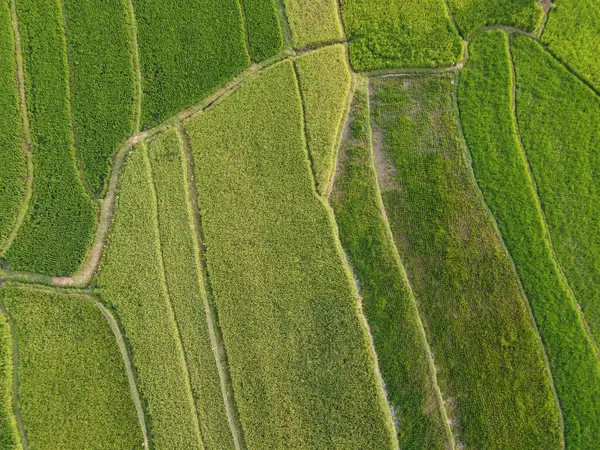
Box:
[123,0,142,133]
[2,0,33,258]
[536,0,553,37]
[143,143,205,449]
[273,0,294,50]
[507,38,600,359]
[542,45,600,100]
[236,0,254,61]
[366,76,457,449]
[0,302,28,450]
[178,125,247,450]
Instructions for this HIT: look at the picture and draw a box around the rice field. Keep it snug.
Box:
[0,0,598,447]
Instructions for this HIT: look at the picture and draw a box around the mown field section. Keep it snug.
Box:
[0,286,142,449]
[185,60,397,449]
[371,73,562,449]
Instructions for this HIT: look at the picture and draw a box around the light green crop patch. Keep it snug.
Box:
[0,312,20,449]
[0,286,141,449]
[93,144,203,450]
[340,0,463,71]
[371,73,562,449]
[542,0,600,92]
[459,30,600,450]
[185,60,398,449]
[295,44,351,197]
[283,0,343,48]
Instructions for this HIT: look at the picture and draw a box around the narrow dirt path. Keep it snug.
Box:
[2,0,33,258]
[0,302,28,450]
[178,125,247,450]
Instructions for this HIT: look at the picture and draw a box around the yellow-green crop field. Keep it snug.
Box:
[0,1,599,449]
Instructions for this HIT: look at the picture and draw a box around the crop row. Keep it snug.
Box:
[339,0,463,71]
[184,60,397,449]
[542,0,600,92]
[4,0,96,276]
[147,128,236,449]
[294,44,351,196]
[0,0,26,253]
[331,78,453,449]
[0,309,20,449]
[132,0,249,128]
[459,29,600,449]
[242,0,283,62]
[62,0,137,198]
[371,73,563,449]
[0,285,141,449]
[283,0,343,49]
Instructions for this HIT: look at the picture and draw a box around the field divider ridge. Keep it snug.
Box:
[143,142,205,448]
[507,37,600,359]
[124,0,142,133]
[2,0,33,258]
[178,124,247,450]
[365,76,457,448]
[273,0,294,50]
[0,301,28,450]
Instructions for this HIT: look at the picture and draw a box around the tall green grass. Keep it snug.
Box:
[512,35,600,353]
[94,145,203,449]
[295,44,351,196]
[340,0,463,71]
[4,0,96,276]
[542,0,600,92]
[132,0,249,128]
[147,129,235,450]
[448,0,543,37]
[0,311,20,450]
[0,0,26,252]
[331,80,453,450]
[283,0,343,48]
[460,29,600,449]
[0,286,141,449]
[242,0,283,62]
[372,73,563,449]
[185,60,398,449]
[63,0,137,197]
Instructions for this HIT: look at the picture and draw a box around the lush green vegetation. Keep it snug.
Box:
[512,35,600,350]
[0,312,20,450]
[94,144,203,449]
[185,61,397,449]
[0,0,26,252]
[295,44,351,196]
[331,80,452,450]
[542,0,600,92]
[4,0,96,276]
[460,30,600,449]
[0,285,141,449]
[340,0,463,71]
[132,0,249,128]
[147,129,235,450]
[63,0,137,197]
[283,0,343,49]
[371,73,562,449]
[448,0,543,37]
[242,0,283,62]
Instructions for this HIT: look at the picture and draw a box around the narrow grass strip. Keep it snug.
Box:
[241,0,283,62]
[62,0,137,198]
[459,29,600,450]
[147,129,236,450]
[132,0,249,128]
[0,0,26,253]
[185,60,398,449]
[282,0,343,49]
[339,0,463,71]
[93,144,204,449]
[371,73,563,449]
[0,285,142,449]
[295,44,351,196]
[0,309,21,450]
[331,79,454,449]
[4,0,96,276]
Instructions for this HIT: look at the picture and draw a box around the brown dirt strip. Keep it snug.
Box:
[178,125,247,450]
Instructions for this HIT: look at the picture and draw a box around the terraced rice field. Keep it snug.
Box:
[0,1,599,449]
